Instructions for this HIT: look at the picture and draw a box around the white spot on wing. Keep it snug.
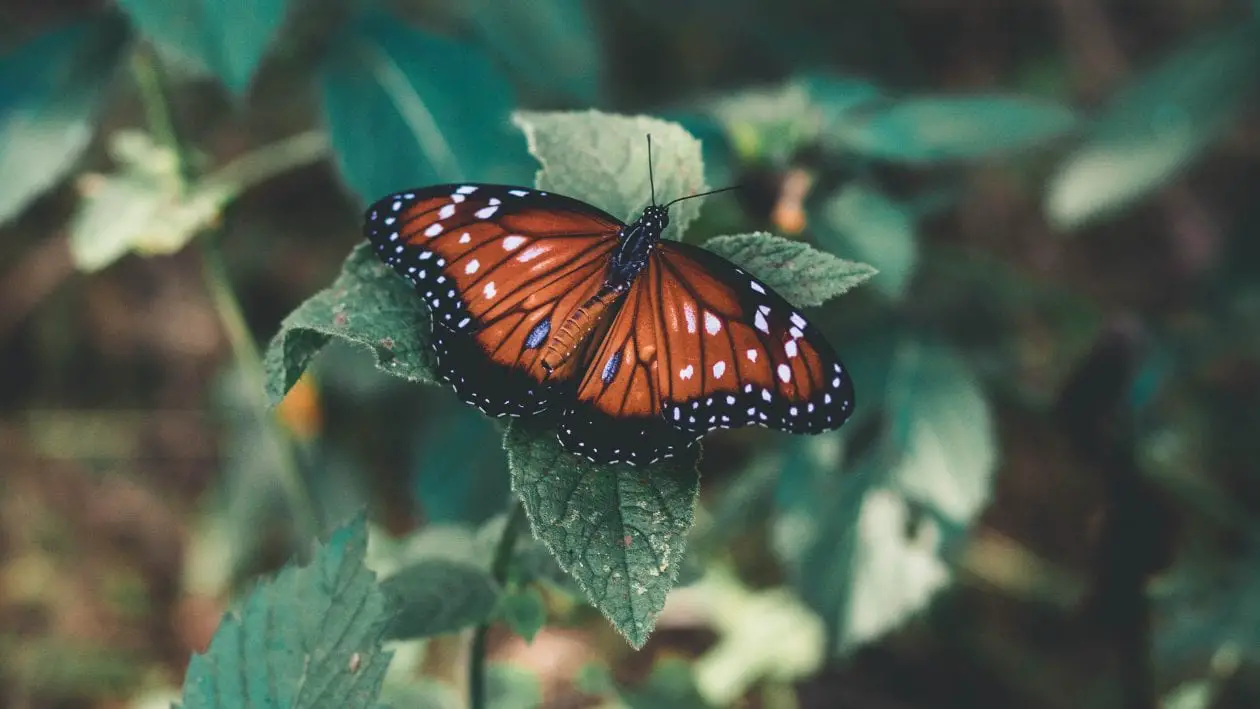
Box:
[680,365,694,380]
[712,361,726,378]
[483,281,497,299]
[778,364,792,383]
[750,281,766,294]
[424,223,442,237]
[457,185,478,194]
[502,235,526,250]
[683,303,697,333]
[518,245,547,262]
[785,340,798,358]
[509,189,529,197]
[475,205,498,219]
[465,259,480,274]
[754,310,769,333]
[439,204,456,219]
[704,311,721,335]
[458,232,471,244]
[791,312,807,329]
[746,348,758,363]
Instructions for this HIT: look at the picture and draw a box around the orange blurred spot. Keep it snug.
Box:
[275,372,322,440]
[771,168,815,235]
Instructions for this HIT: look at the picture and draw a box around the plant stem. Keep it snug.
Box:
[129,46,322,540]
[469,500,528,709]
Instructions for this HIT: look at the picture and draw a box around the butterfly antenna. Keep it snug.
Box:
[663,184,743,209]
[646,134,657,206]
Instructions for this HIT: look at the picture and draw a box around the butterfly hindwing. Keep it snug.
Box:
[563,238,855,463]
[365,184,623,416]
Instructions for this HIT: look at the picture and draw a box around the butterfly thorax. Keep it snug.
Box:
[539,206,669,377]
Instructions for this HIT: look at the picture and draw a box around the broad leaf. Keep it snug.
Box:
[263,243,437,405]
[777,337,997,653]
[177,515,393,708]
[381,559,501,640]
[703,232,877,307]
[512,110,707,242]
[833,95,1077,163]
[320,14,529,204]
[116,0,287,95]
[0,14,130,225]
[497,586,547,643]
[505,418,701,648]
[462,0,604,103]
[814,184,917,299]
[1046,22,1260,229]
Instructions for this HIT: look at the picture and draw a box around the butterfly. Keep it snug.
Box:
[363,154,855,466]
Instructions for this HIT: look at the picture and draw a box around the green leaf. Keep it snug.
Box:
[115,0,287,95]
[497,586,547,643]
[777,338,997,654]
[380,559,501,640]
[0,14,129,226]
[71,130,329,271]
[505,418,701,648]
[461,0,604,102]
[263,243,437,405]
[512,110,707,242]
[703,232,877,307]
[320,14,529,204]
[814,184,917,299]
[833,95,1077,163]
[177,514,393,709]
[688,571,825,706]
[1046,22,1260,229]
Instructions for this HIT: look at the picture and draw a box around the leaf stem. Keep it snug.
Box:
[469,500,528,709]
[129,45,322,540]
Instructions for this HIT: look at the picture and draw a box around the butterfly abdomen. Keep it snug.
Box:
[541,286,626,376]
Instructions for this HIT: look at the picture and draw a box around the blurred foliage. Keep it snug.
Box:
[3,0,1260,708]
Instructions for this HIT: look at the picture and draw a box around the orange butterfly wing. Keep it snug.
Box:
[561,239,855,464]
[366,184,622,416]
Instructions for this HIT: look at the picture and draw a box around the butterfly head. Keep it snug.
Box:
[639,204,671,233]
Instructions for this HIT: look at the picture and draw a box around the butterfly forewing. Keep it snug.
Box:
[365,184,624,416]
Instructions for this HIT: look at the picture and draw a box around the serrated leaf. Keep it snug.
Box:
[814,184,917,298]
[703,232,877,307]
[177,514,393,709]
[505,418,700,648]
[497,586,547,643]
[380,559,501,640]
[1046,22,1260,229]
[833,95,1077,163]
[263,243,437,405]
[777,338,996,654]
[320,14,529,204]
[462,0,604,103]
[0,14,130,226]
[116,0,287,95]
[512,110,707,242]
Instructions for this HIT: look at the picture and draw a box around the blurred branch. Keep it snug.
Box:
[129,45,322,541]
[1053,316,1173,709]
[469,500,528,709]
